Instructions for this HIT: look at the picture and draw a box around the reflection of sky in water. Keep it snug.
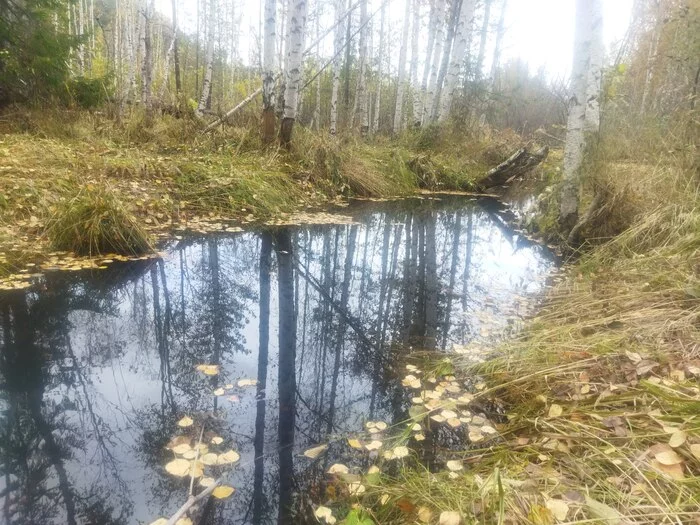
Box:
[0,198,554,524]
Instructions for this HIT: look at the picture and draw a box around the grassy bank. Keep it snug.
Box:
[323,138,698,523]
[0,109,505,285]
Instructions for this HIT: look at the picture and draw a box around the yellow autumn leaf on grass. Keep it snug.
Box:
[303,444,328,458]
[668,430,686,448]
[439,511,461,525]
[348,482,366,495]
[314,506,337,524]
[392,446,409,459]
[165,458,190,477]
[548,404,563,417]
[417,507,433,523]
[212,485,235,499]
[446,460,463,471]
[546,499,569,521]
[177,416,194,427]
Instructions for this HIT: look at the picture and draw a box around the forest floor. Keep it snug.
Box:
[0,108,513,287]
[345,147,699,524]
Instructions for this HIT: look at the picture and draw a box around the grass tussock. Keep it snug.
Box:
[46,186,153,255]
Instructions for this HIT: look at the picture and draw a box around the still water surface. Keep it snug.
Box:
[0,197,554,524]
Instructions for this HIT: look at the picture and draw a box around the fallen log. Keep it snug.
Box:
[477,146,549,190]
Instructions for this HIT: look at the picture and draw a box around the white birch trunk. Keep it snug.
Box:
[372,2,385,134]
[420,0,437,122]
[313,3,321,131]
[356,0,369,134]
[196,0,216,117]
[474,0,491,82]
[262,0,277,141]
[560,0,595,230]
[409,0,421,127]
[329,0,345,134]
[392,0,412,134]
[584,0,603,133]
[439,0,476,122]
[280,0,308,144]
[141,0,153,110]
[489,0,507,88]
[424,0,445,124]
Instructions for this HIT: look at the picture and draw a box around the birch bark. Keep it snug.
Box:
[280,0,308,145]
[392,0,412,134]
[439,0,475,121]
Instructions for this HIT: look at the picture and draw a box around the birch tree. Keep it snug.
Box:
[171,0,181,94]
[433,0,461,121]
[489,0,507,86]
[392,0,412,134]
[418,0,437,127]
[262,0,277,142]
[409,0,421,127]
[560,0,602,231]
[354,0,369,134]
[474,0,491,82]
[439,0,475,121]
[424,0,446,124]
[196,0,216,118]
[330,0,345,134]
[279,0,308,146]
[141,0,154,111]
[372,2,386,134]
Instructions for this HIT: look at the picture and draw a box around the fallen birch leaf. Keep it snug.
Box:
[328,464,349,474]
[546,499,569,521]
[439,511,461,525]
[217,450,240,464]
[669,431,687,448]
[177,416,194,427]
[446,460,463,471]
[212,485,235,499]
[548,404,563,418]
[303,444,328,459]
[165,458,190,477]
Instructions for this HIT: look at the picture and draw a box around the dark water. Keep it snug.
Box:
[0,197,554,525]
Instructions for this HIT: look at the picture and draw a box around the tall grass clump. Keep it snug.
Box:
[46,186,153,255]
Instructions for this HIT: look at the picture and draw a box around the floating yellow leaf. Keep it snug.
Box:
[402,375,422,388]
[212,485,235,499]
[392,446,409,459]
[546,499,569,521]
[414,433,425,441]
[548,404,563,418]
[314,506,337,524]
[431,414,446,423]
[439,511,461,525]
[199,453,218,466]
[224,384,234,389]
[303,444,328,459]
[148,519,167,525]
[365,440,383,451]
[175,518,192,525]
[347,438,363,449]
[211,436,224,445]
[669,431,686,448]
[165,458,190,477]
[447,418,461,428]
[367,465,380,474]
[441,410,458,419]
[446,460,463,471]
[237,378,257,387]
[172,443,192,455]
[213,388,225,396]
[481,425,497,435]
[195,364,220,376]
[189,461,204,478]
[199,477,216,487]
[348,482,366,495]
[328,463,349,474]
[468,429,484,443]
[182,450,197,459]
[177,416,194,427]
[217,450,240,465]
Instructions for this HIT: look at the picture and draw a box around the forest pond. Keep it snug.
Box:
[0,196,555,524]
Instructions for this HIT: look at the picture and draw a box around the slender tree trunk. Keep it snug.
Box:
[584,0,603,133]
[419,0,437,127]
[433,0,461,122]
[409,0,421,127]
[372,2,385,134]
[141,0,153,111]
[279,0,308,146]
[262,0,277,142]
[355,0,369,134]
[474,0,491,82]
[489,0,507,88]
[196,0,216,117]
[313,3,322,131]
[560,0,596,231]
[171,0,181,94]
[424,0,446,124]
[439,0,476,121]
[343,0,353,115]
[392,0,411,134]
[330,0,345,134]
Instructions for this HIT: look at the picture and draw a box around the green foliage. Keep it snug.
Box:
[0,0,74,105]
[67,75,113,108]
[343,509,374,525]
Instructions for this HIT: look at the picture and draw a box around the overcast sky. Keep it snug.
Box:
[154,0,634,80]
